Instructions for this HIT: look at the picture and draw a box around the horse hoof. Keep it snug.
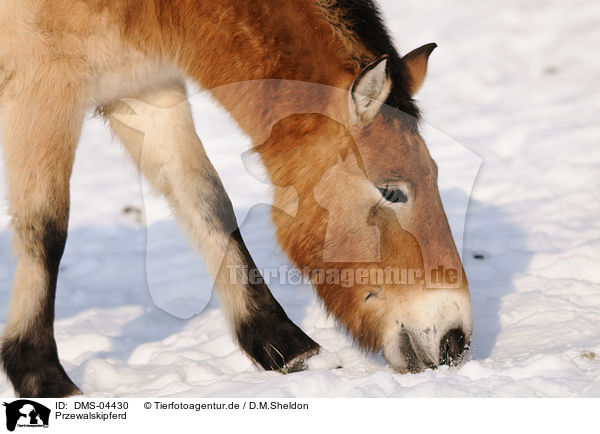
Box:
[280,348,342,373]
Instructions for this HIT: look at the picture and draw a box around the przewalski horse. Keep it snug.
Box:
[0,0,472,397]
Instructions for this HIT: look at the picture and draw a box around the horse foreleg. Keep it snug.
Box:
[104,81,325,372]
[0,88,83,397]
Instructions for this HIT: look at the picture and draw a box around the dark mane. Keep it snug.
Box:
[318,0,421,123]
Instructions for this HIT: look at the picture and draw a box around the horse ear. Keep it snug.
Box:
[403,42,437,96]
[349,56,392,127]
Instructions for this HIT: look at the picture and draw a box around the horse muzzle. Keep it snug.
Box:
[382,287,472,373]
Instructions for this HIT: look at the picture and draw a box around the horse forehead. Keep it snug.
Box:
[356,125,431,177]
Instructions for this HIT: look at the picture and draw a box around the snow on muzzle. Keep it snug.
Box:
[382,286,473,373]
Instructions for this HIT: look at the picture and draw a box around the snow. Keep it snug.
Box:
[1,0,599,397]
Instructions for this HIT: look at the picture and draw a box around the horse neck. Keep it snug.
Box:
[125,0,356,141]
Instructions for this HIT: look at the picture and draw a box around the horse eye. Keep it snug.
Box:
[377,187,408,203]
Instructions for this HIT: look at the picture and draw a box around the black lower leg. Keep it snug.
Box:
[229,230,320,372]
[237,283,321,372]
[2,332,80,398]
[1,217,80,397]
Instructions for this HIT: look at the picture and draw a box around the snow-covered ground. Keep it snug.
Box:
[1,0,599,397]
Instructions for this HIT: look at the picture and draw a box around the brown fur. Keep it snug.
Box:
[0,0,471,395]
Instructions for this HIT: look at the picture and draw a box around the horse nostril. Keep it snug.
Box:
[439,328,467,366]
